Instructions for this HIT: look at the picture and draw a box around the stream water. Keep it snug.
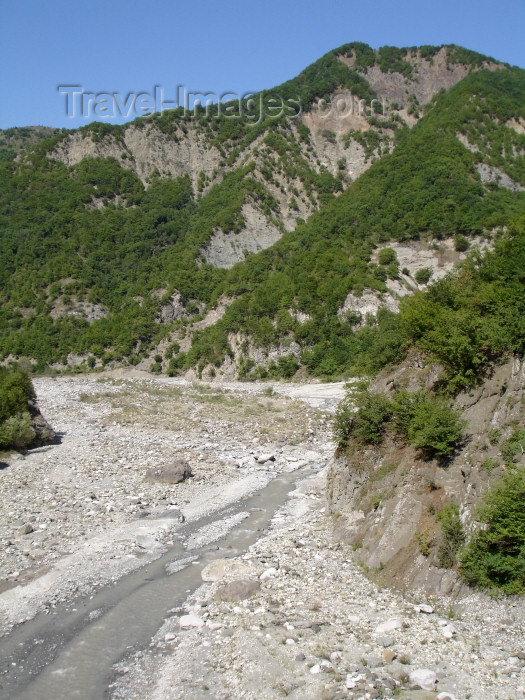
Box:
[0,467,314,700]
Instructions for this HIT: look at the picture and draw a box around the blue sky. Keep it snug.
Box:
[1,0,524,129]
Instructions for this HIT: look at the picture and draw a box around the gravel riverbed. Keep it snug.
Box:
[0,372,523,699]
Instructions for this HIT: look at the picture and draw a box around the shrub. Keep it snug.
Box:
[378,247,397,266]
[454,234,470,252]
[406,397,466,458]
[415,267,432,285]
[0,369,35,423]
[461,468,525,594]
[436,503,465,568]
[0,412,35,449]
[501,429,525,465]
[334,389,393,448]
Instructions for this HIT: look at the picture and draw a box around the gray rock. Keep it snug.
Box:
[145,460,193,484]
[365,654,383,668]
[18,524,34,535]
[416,604,434,614]
[135,534,160,550]
[201,558,258,582]
[377,635,395,647]
[214,578,260,602]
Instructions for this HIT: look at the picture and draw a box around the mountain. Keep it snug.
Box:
[0,126,66,164]
[1,43,525,378]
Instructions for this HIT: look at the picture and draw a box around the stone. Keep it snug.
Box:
[377,635,394,647]
[416,604,434,614]
[214,578,260,602]
[179,614,204,629]
[437,693,459,700]
[257,453,275,464]
[135,534,160,550]
[201,558,257,582]
[18,524,34,535]
[441,624,456,639]
[260,567,278,580]
[145,460,193,484]
[382,650,396,664]
[374,618,403,636]
[409,668,438,691]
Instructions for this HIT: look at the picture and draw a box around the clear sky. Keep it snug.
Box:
[1,0,524,130]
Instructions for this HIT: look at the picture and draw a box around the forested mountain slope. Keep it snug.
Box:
[1,43,524,378]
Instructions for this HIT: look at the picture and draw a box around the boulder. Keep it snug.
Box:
[146,460,192,484]
[179,614,203,629]
[409,668,438,691]
[214,578,260,602]
[374,618,403,635]
[201,558,258,582]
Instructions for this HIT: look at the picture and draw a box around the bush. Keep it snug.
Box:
[501,429,525,465]
[406,397,466,458]
[0,412,35,449]
[461,468,525,594]
[0,369,35,423]
[436,503,465,568]
[378,247,397,266]
[454,234,470,252]
[415,267,432,285]
[335,386,465,456]
[334,388,392,448]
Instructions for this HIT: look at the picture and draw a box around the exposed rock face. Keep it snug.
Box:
[476,162,525,191]
[49,299,108,322]
[339,46,503,109]
[327,354,525,594]
[50,126,222,191]
[202,204,284,268]
[337,238,490,323]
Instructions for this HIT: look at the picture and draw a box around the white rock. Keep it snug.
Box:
[179,614,203,629]
[201,558,257,582]
[416,604,434,614]
[310,664,321,674]
[346,673,366,689]
[374,618,403,635]
[441,624,457,639]
[260,567,278,580]
[409,668,438,691]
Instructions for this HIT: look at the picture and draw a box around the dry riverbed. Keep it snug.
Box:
[0,372,332,631]
[0,373,523,700]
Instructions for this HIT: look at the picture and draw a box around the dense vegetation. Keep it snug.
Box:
[334,384,466,458]
[1,46,524,378]
[461,468,525,595]
[0,126,66,163]
[0,368,37,449]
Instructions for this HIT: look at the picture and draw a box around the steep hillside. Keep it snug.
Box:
[328,222,525,595]
[0,126,66,163]
[1,43,525,377]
